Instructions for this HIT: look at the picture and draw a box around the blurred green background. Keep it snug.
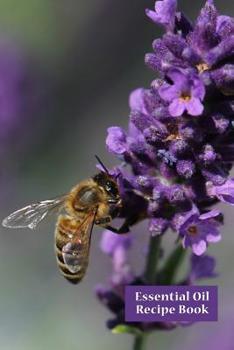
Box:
[0,1,234,349]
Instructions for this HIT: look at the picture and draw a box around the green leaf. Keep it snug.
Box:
[112,325,143,336]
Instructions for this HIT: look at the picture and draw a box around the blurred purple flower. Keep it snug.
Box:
[0,39,32,143]
[190,254,217,281]
[100,230,134,286]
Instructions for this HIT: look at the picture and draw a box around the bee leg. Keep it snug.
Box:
[103,222,130,234]
[95,216,130,234]
[95,216,112,225]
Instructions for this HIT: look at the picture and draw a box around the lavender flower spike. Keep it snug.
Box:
[97,0,234,340]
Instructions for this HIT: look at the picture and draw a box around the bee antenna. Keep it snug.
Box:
[95,155,109,174]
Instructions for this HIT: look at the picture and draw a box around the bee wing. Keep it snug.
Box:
[62,209,97,274]
[2,195,67,230]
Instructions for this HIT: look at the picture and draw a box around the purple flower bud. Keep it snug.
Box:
[216,15,234,39]
[145,0,177,31]
[188,0,218,56]
[176,160,195,179]
[130,110,151,133]
[179,122,197,140]
[129,88,146,113]
[199,144,217,164]
[211,64,234,95]
[143,122,168,144]
[211,115,230,133]
[145,52,161,72]
[169,139,189,156]
[165,184,186,204]
[106,127,127,155]
[163,33,187,58]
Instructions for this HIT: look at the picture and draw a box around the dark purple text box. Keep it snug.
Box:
[125,285,218,322]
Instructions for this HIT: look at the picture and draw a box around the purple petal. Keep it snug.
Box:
[186,97,204,116]
[191,78,206,99]
[168,69,188,86]
[145,9,161,24]
[199,209,221,220]
[206,233,221,243]
[159,83,180,101]
[146,0,177,30]
[207,179,234,205]
[129,88,145,112]
[106,127,127,155]
[192,240,207,256]
[219,194,234,205]
[169,99,186,117]
[197,222,221,246]
[173,205,199,231]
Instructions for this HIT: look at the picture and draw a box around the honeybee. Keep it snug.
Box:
[2,157,127,284]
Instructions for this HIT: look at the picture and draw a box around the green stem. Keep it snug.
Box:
[131,235,161,350]
[144,235,162,284]
[159,244,186,285]
[133,334,147,350]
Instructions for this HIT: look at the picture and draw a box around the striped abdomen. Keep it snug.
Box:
[55,214,91,284]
